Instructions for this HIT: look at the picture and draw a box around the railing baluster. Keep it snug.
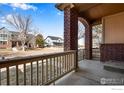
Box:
[37,61,39,85]
[65,55,67,72]
[0,68,1,85]
[46,59,48,83]
[52,58,54,79]
[70,54,72,69]
[53,57,55,79]
[54,58,56,78]
[67,55,68,72]
[68,54,70,71]
[63,56,65,73]
[72,54,74,68]
[50,58,52,80]
[69,54,70,70]
[61,56,63,74]
[60,56,61,75]
[69,54,71,70]
[31,62,33,85]
[62,56,64,74]
[39,61,42,84]
[67,54,68,72]
[61,56,64,74]
[16,65,19,85]
[70,54,71,69]
[57,57,59,77]
[73,53,75,68]
[66,54,68,72]
[48,59,50,81]
[64,55,66,73]
[67,55,68,71]
[6,67,10,85]
[24,64,26,85]
[41,59,44,85]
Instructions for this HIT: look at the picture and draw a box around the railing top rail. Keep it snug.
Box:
[0,50,76,68]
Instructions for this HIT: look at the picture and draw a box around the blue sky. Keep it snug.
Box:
[0,3,64,38]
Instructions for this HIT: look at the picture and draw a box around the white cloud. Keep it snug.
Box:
[1,20,6,23]
[13,7,16,11]
[0,17,6,27]
[9,3,37,11]
[6,14,13,20]
[1,23,6,26]
[1,16,5,19]
[0,16,6,23]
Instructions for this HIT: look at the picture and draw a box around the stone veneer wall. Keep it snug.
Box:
[100,44,124,62]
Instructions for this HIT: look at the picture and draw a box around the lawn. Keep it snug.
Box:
[0,47,63,59]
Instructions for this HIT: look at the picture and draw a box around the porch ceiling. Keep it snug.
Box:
[56,3,124,24]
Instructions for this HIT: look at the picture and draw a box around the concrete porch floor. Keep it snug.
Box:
[55,60,124,85]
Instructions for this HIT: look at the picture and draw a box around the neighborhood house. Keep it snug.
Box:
[44,36,63,47]
[0,27,36,49]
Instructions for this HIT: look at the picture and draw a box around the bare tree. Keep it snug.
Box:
[78,21,85,39]
[6,13,32,51]
[92,24,102,47]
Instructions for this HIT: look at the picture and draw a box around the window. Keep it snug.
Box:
[0,41,2,44]
[3,41,7,45]
[0,41,7,45]
[0,34,8,40]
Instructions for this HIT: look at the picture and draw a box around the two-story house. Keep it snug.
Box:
[44,36,63,47]
[0,27,11,49]
[0,27,36,49]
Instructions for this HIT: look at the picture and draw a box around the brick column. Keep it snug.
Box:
[64,7,78,51]
[64,7,78,70]
[78,17,92,60]
[85,23,92,59]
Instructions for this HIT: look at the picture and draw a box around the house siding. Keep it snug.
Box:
[103,11,124,43]
[101,11,124,62]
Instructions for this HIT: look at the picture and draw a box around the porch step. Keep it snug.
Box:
[103,61,124,73]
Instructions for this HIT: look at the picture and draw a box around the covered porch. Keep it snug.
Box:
[0,3,124,85]
[56,3,124,62]
[55,3,124,85]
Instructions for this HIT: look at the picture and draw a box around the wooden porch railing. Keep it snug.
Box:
[0,50,76,85]
[78,48,100,61]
